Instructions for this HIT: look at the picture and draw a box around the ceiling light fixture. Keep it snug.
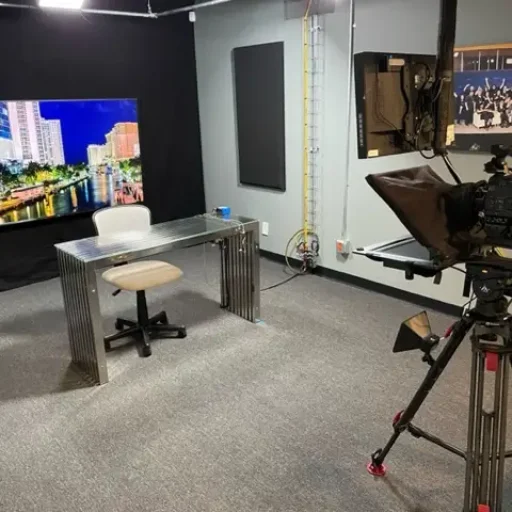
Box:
[39,0,84,9]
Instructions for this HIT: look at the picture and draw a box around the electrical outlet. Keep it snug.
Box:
[336,239,351,255]
[262,222,269,236]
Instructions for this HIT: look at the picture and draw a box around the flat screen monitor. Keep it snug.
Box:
[0,98,142,226]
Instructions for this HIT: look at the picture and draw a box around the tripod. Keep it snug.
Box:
[367,291,512,512]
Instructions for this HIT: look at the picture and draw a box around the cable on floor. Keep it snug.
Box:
[261,230,315,292]
[261,273,301,292]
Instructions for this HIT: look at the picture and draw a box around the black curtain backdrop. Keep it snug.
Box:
[0,9,205,290]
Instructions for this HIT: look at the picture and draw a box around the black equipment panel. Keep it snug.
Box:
[233,42,286,191]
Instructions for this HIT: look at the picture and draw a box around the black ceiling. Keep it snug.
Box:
[3,0,198,14]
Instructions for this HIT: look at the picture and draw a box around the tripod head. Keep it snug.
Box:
[468,263,512,303]
[465,263,512,326]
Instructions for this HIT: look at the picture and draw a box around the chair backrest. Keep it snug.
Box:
[93,205,151,236]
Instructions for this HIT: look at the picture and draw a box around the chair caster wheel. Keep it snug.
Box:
[115,319,124,331]
[177,328,187,339]
[105,342,112,352]
[141,345,152,357]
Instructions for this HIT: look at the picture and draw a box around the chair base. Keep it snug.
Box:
[105,310,187,357]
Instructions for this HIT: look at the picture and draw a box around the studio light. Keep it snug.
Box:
[39,0,84,9]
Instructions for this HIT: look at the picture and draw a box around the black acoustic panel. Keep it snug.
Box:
[233,42,286,191]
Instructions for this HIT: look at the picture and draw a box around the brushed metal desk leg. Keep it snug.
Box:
[233,234,240,318]
[220,240,229,309]
[221,230,260,323]
[227,235,235,315]
[86,265,108,385]
[251,227,260,323]
[58,251,108,385]
[242,232,250,321]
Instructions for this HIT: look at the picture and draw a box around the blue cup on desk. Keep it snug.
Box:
[215,206,231,218]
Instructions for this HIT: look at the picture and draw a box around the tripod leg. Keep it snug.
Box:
[489,354,504,509]
[495,354,509,512]
[479,413,492,505]
[471,351,486,511]
[464,349,510,512]
[464,346,481,512]
[368,316,474,475]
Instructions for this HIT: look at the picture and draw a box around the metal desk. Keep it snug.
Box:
[55,214,260,385]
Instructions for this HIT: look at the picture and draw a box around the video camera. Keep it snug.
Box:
[476,145,512,246]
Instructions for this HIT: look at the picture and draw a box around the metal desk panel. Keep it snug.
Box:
[57,215,258,267]
[56,214,260,385]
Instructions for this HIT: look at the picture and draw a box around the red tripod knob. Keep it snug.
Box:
[486,352,498,372]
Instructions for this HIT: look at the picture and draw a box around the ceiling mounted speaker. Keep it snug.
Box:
[393,311,432,353]
[39,0,84,9]
[285,0,336,19]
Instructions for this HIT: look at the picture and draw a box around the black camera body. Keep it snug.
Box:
[477,145,512,247]
[481,173,512,245]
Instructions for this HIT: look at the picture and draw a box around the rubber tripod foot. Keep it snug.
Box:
[367,462,387,477]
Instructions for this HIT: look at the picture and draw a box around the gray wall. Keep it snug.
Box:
[194,0,508,306]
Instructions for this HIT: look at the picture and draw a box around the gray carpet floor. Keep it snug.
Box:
[0,245,511,511]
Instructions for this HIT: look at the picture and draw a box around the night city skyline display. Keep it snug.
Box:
[0,98,143,226]
[449,43,512,152]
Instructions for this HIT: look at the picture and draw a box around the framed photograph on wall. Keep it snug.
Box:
[448,43,512,152]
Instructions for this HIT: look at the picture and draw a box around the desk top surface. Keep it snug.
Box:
[55,214,258,265]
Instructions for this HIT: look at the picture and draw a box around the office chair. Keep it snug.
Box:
[93,204,186,357]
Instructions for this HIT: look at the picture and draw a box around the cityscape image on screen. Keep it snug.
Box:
[0,98,143,225]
